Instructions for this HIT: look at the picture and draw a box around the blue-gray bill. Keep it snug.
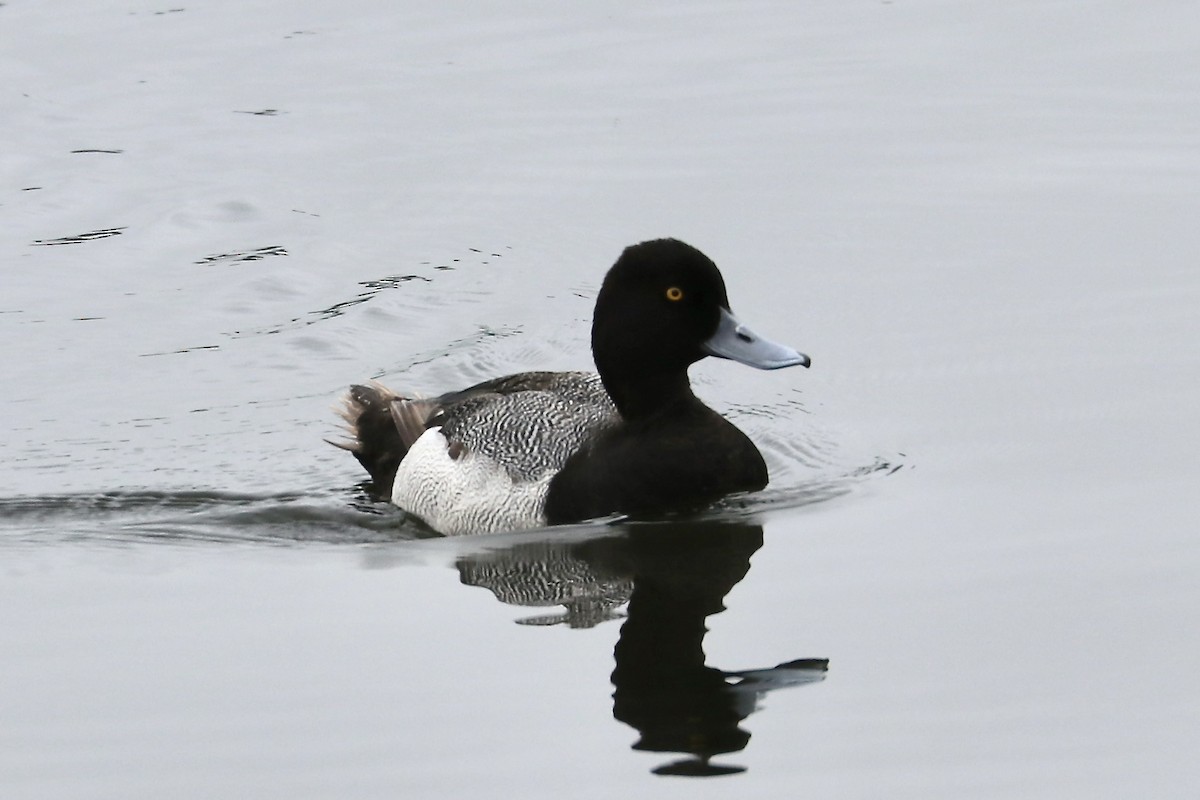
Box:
[702,306,811,370]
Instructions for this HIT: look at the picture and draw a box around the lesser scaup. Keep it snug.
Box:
[335,238,810,534]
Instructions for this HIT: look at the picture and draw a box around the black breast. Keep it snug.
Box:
[542,396,767,525]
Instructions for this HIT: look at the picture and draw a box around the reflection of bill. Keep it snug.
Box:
[456,520,829,777]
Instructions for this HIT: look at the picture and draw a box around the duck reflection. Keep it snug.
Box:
[455,520,828,776]
[457,537,632,627]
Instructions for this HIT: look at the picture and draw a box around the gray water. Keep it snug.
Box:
[3,2,1198,797]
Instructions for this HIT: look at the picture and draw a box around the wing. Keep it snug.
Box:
[438,372,617,482]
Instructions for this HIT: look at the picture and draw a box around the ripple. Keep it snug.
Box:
[194,245,288,266]
[31,227,127,246]
[0,489,427,548]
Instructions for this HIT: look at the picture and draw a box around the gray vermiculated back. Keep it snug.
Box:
[437,372,617,482]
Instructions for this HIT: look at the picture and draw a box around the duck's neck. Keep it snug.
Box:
[600,368,695,421]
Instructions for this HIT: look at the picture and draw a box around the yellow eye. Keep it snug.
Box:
[665,286,684,302]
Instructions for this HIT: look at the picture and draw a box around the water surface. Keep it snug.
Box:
[2,1,1197,797]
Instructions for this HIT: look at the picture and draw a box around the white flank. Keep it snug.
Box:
[391,427,553,536]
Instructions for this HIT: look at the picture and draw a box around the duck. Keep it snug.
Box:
[333,238,810,535]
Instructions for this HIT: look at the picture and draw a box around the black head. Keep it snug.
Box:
[590,239,809,419]
[591,239,731,407]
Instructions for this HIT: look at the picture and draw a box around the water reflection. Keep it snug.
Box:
[458,538,632,627]
[456,521,828,776]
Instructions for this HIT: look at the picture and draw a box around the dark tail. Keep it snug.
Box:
[331,383,437,497]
